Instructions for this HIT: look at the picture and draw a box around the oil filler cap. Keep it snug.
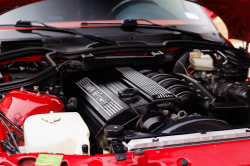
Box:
[42,111,61,123]
[118,88,138,98]
[104,125,124,137]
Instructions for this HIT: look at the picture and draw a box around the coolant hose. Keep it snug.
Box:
[217,50,228,65]
[156,102,180,113]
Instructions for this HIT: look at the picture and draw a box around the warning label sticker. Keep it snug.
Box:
[35,154,63,166]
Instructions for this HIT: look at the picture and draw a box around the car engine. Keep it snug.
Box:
[1,47,250,157]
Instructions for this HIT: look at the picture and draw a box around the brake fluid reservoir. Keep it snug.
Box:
[24,112,90,155]
[189,49,214,71]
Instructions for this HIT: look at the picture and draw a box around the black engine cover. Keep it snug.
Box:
[74,67,178,143]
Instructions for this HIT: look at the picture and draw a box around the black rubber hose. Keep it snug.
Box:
[215,83,250,102]
[239,87,250,99]
[0,140,16,154]
[157,102,180,113]
[0,116,20,154]
[45,51,58,68]
[0,50,50,61]
[0,111,23,135]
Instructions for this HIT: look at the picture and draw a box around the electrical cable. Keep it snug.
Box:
[0,116,20,154]
[177,61,189,76]
[0,111,23,135]
[238,24,245,49]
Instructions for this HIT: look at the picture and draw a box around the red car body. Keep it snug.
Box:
[203,8,217,20]
[0,0,249,166]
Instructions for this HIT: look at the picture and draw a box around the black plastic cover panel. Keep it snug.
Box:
[76,76,130,118]
[115,67,177,101]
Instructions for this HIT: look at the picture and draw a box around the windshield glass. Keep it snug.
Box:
[0,0,216,33]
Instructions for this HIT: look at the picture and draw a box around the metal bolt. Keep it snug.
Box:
[181,159,188,166]
[133,149,144,155]
[46,91,49,95]
[20,87,24,91]
[34,86,39,90]
[163,110,169,116]
[37,92,41,96]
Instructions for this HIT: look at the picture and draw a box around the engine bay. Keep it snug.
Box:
[1,46,250,158]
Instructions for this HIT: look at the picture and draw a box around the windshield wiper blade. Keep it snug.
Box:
[80,19,219,43]
[121,19,218,42]
[121,19,200,35]
[15,20,119,46]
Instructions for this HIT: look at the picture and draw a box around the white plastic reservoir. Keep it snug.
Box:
[24,112,90,155]
[189,49,214,71]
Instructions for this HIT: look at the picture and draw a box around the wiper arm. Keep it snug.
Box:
[15,20,119,46]
[121,19,217,42]
[81,19,219,43]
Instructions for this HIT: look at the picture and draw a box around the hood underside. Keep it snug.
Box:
[0,0,41,15]
[188,0,250,43]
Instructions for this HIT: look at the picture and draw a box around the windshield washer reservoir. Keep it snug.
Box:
[24,112,90,155]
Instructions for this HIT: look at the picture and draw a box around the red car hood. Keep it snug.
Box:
[188,0,250,43]
[1,0,249,42]
[0,0,41,14]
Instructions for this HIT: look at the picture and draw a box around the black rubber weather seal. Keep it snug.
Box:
[164,40,236,50]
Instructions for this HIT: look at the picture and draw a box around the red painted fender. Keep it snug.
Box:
[0,89,65,128]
